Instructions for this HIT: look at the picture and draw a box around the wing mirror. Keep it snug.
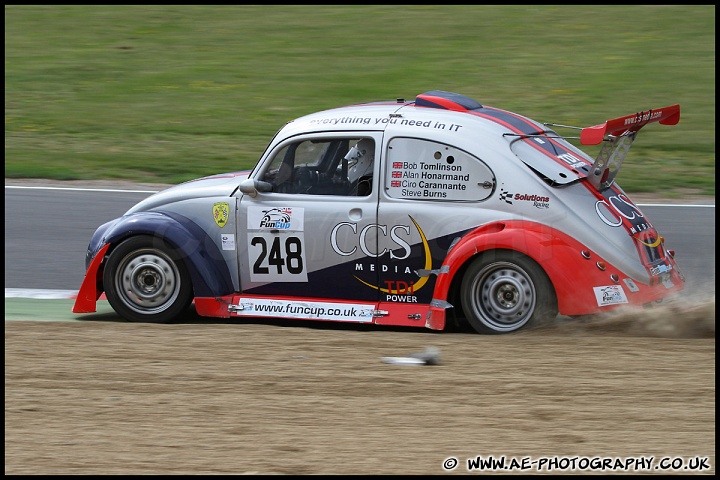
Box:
[239,178,273,197]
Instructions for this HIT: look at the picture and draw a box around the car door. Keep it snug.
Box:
[375,136,497,306]
[236,132,384,310]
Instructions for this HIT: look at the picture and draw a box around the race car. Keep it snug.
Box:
[72,90,685,334]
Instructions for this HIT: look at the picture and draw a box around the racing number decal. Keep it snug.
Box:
[247,206,308,282]
[251,235,304,275]
[248,232,308,282]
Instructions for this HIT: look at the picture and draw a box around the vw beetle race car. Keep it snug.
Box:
[73,90,685,334]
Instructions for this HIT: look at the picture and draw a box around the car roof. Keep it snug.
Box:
[277,101,405,138]
[273,91,592,185]
[278,90,543,139]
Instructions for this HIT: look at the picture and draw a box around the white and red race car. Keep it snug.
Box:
[73,90,684,333]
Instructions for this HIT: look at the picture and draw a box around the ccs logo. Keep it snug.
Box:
[330,215,432,295]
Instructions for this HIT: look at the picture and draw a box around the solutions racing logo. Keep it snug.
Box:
[499,189,550,209]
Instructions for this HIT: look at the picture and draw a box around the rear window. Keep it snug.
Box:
[510,135,594,185]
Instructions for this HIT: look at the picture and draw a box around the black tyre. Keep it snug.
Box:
[460,250,557,334]
[103,235,193,323]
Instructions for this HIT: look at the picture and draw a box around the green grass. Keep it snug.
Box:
[4,5,715,196]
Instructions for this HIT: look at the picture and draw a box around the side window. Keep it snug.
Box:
[261,137,375,196]
[385,137,495,201]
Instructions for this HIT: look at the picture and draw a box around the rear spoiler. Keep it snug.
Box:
[580,104,681,145]
[579,104,680,190]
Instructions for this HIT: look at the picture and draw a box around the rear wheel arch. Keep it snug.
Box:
[454,248,558,334]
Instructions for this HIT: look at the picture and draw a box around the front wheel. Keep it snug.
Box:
[103,235,193,323]
[460,251,557,334]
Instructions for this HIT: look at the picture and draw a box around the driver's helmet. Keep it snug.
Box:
[345,139,374,183]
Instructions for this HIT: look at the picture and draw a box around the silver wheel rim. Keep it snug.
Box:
[114,248,181,315]
[469,261,536,332]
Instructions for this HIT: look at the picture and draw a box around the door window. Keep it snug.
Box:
[261,137,375,196]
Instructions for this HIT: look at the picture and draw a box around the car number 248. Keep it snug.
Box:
[249,233,308,282]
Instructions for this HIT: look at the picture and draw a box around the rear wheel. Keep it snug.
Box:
[460,251,557,334]
[103,235,193,323]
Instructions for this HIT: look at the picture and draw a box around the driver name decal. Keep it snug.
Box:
[389,161,469,199]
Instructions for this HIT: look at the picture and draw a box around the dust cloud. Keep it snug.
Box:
[531,291,715,339]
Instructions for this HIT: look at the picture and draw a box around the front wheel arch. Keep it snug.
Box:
[102,235,193,323]
[459,249,558,334]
